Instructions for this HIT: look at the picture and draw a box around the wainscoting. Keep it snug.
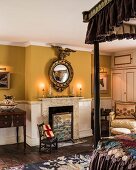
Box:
[25,97,91,146]
[0,97,112,146]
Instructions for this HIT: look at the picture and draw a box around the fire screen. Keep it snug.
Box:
[52,112,73,142]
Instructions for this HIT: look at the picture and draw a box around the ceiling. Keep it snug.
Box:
[0,0,136,53]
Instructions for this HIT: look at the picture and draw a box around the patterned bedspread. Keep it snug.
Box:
[90,134,136,170]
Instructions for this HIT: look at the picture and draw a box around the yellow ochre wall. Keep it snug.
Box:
[91,54,111,97]
[0,45,25,101]
[0,45,111,101]
[25,46,92,100]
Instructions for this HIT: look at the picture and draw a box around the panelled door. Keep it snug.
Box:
[124,69,136,101]
[112,70,123,101]
[112,69,136,102]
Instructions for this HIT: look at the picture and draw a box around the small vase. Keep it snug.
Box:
[0,95,17,111]
[3,95,15,105]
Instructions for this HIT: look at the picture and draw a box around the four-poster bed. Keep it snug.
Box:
[83,0,136,169]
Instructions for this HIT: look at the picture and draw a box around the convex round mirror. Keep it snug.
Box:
[49,60,73,92]
[53,64,69,83]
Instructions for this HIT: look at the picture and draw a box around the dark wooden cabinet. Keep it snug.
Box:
[91,108,111,137]
[13,114,25,126]
[0,115,12,127]
[0,108,26,151]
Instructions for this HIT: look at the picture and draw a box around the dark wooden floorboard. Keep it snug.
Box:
[0,137,93,169]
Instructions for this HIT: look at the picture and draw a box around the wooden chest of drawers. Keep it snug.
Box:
[0,108,26,151]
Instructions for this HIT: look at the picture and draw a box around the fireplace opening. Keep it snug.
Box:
[49,106,73,142]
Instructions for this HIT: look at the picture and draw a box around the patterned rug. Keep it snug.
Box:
[7,153,91,170]
[58,139,87,148]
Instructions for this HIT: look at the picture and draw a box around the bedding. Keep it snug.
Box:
[90,134,136,170]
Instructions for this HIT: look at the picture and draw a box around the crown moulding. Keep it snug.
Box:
[0,41,93,52]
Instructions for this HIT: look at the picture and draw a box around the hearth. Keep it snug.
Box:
[49,106,73,141]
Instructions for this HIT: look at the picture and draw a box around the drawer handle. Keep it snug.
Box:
[5,116,7,118]
[16,121,19,123]
[17,115,19,118]
[5,122,7,124]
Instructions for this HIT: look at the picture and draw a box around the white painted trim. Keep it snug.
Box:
[24,41,50,47]
[100,97,112,100]
[111,66,136,70]
[0,41,26,47]
[113,49,136,56]
[28,42,93,52]
[40,97,83,101]
[79,98,93,101]
[0,100,41,105]
[79,129,93,138]
[0,40,93,52]
[25,100,42,105]
[91,97,112,100]
[26,135,39,146]
[91,51,113,56]
[1,98,94,104]
[0,135,23,145]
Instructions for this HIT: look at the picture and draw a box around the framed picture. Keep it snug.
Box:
[100,72,108,93]
[92,72,108,94]
[0,72,10,89]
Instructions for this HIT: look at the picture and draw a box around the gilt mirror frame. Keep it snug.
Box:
[49,59,74,92]
[49,46,75,92]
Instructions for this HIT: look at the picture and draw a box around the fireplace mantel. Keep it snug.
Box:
[39,96,83,100]
[40,97,82,139]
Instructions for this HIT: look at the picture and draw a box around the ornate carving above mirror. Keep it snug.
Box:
[49,46,75,92]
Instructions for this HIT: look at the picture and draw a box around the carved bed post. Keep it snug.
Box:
[82,0,136,150]
[94,42,101,148]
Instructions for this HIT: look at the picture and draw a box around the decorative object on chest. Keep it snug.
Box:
[0,95,17,111]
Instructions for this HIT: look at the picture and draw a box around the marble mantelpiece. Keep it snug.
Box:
[40,97,82,139]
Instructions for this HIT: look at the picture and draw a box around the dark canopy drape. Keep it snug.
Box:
[83,0,136,147]
[83,0,136,44]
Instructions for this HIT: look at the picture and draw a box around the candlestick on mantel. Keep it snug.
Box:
[49,84,52,96]
[42,89,45,98]
[77,83,82,97]
[70,86,74,96]
[40,83,45,98]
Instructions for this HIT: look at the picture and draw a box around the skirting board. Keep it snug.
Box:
[79,129,93,138]
[26,129,93,146]
[26,135,40,146]
[0,135,24,145]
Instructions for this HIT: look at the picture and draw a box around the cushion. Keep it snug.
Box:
[115,102,136,119]
[111,128,131,135]
[111,119,136,129]
[132,112,136,119]
[43,124,54,138]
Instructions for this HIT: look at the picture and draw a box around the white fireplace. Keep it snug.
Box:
[24,97,93,146]
[41,97,80,139]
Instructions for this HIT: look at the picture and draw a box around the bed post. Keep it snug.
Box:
[94,41,101,148]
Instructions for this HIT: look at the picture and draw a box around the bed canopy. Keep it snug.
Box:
[82,0,136,148]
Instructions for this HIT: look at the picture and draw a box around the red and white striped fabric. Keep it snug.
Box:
[43,124,54,138]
